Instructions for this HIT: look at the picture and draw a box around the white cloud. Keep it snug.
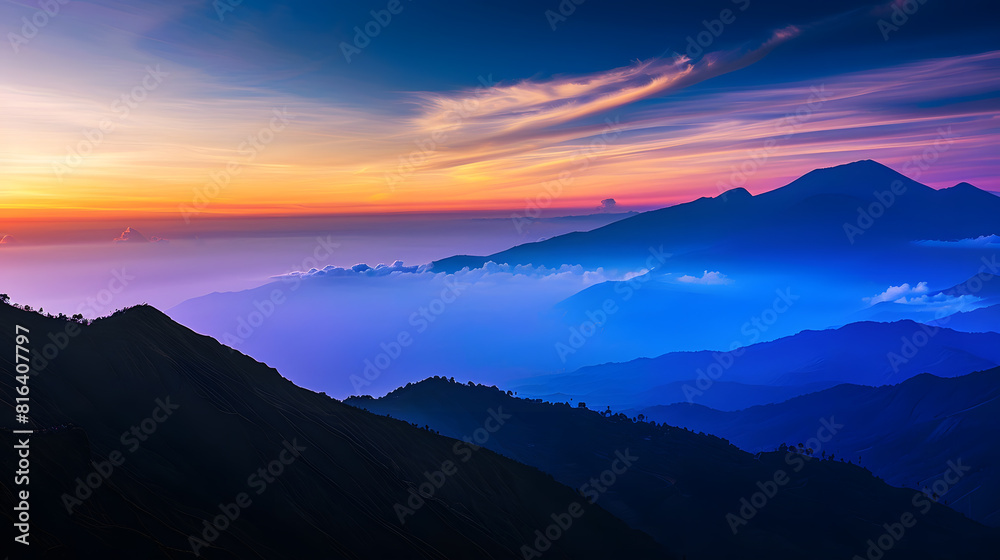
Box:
[276,260,623,284]
[622,269,650,281]
[275,260,426,279]
[864,281,987,315]
[914,235,1000,248]
[676,270,732,285]
[863,282,929,305]
[896,293,983,314]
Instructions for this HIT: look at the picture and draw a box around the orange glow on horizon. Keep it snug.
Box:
[3,50,997,234]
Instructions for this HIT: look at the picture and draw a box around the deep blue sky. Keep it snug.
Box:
[133,0,1000,99]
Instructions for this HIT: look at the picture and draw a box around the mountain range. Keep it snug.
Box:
[167,160,1000,391]
[347,377,998,559]
[514,320,1000,410]
[432,160,1000,274]
[637,367,1000,527]
[4,159,1000,558]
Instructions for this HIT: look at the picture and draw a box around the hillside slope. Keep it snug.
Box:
[0,303,665,559]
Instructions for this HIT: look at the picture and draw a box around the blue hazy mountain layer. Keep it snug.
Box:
[636,367,1000,526]
[169,161,1000,399]
[513,320,1000,411]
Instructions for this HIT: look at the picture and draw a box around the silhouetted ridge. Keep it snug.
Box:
[348,376,998,559]
[755,159,932,204]
[430,159,1000,272]
[638,367,1000,526]
[0,301,666,559]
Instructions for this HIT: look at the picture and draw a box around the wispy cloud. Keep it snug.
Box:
[400,27,802,171]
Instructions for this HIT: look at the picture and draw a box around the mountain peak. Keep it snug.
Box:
[942,181,987,194]
[801,159,909,182]
[756,159,932,205]
[113,226,148,243]
[936,181,1000,205]
[718,186,752,201]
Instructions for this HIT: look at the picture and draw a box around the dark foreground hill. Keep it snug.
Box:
[0,302,665,559]
[347,378,999,559]
[637,368,1000,527]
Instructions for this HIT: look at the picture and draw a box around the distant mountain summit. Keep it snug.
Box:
[938,181,1000,204]
[431,160,1000,272]
[948,181,990,193]
[113,226,167,243]
[113,226,148,243]
[754,159,933,205]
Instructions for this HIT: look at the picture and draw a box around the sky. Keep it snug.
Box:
[1,0,998,244]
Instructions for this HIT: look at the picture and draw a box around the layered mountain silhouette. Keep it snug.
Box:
[4,158,1000,558]
[514,320,1000,410]
[347,377,998,559]
[166,160,1000,387]
[432,160,1000,273]
[432,160,1000,369]
[637,367,1000,527]
[934,304,1000,334]
[0,302,665,559]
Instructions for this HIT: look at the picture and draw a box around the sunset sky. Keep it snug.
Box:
[1,0,998,240]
